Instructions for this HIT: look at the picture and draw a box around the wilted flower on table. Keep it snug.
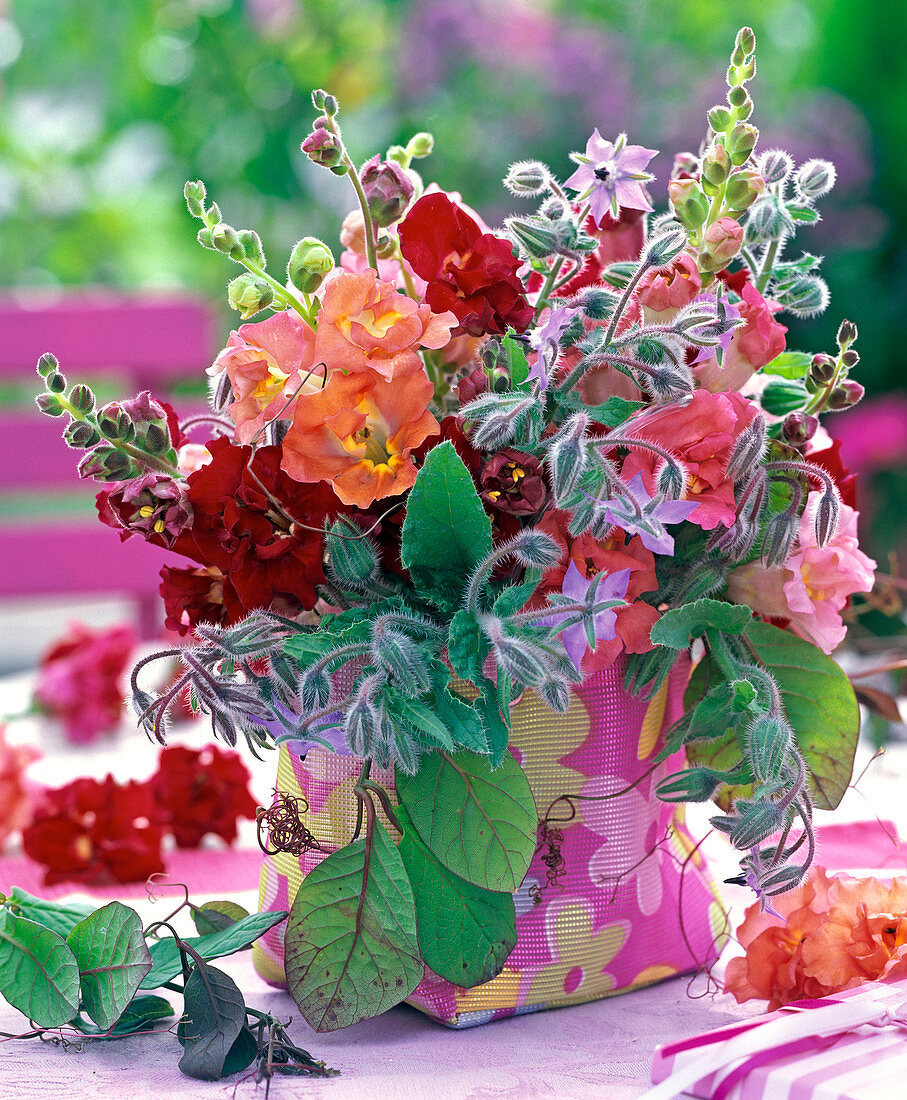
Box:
[314,270,456,381]
[34,622,137,743]
[727,493,875,653]
[22,775,165,886]
[150,744,258,848]
[0,726,40,849]
[209,311,318,444]
[281,367,438,508]
[565,130,657,224]
[399,192,533,337]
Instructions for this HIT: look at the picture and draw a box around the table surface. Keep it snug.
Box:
[1,670,905,1099]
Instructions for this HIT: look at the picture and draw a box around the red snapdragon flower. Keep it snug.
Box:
[150,744,258,848]
[398,193,533,337]
[22,776,165,886]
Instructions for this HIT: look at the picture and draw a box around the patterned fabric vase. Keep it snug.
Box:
[253,656,728,1028]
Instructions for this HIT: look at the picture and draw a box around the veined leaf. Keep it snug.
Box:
[401,442,492,612]
[190,900,249,936]
[109,994,174,1035]
[396,748,536,892]
[141,910,287,990]
[0,910,80,1027]
[284,820,422,1031]
[745,620,860,810]
[448,610,489,686]
[398,806,516,988]
[762,351,812,380]
[67,901,152,1030]
[7,888,95,938]
[650,599,752,649]
[177,960,249,1081]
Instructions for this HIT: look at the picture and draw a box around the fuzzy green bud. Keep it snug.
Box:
[747,715,793,782]
[287,236,335,294]
[701,144,731,194]
[504,159,551,197]
[36,352,59,378]
[656,767,719,803]
[726,122,758,166]
[757,150,793,185]
[707,104,733,133]
[227,274,274,320]
[729,801,784,850]
[406,131,434,159]
[668,178,709,231]
[727,87,753,118]
[644,225,688,269]
[46,371,67,394]
[63,420,102,449]
[197,227,215,250]
[326,517,379,588]
[237,229,265,268]
[210,223,244,260]
[506,215,560,259]
[184,179,206,217]
[311,88,338,115]
[736,26,756,56]
[206,202,222,225]
[724,168,765,214]
[796,158,836,199]
[35,392,64,417]
[68,384,95,415]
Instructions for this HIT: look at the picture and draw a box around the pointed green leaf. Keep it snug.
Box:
[492,570,541,619]
[385,690,454,750]
[401,442,492,611]
[744,620,860,809]
[67,901,152,1030]
[109,994,175,1035]
[650,599,752,649]
[398,806,516,987]
[7,889,96,938]
[141,910,288,990]
[284,821,423,1031]
[763,351,812,380]
[448,610,489,685]
[177,961,247,1080]
[0,910,80,1027]
[473,688,511,766]
[190,901,250,937]
[396,748,536,892]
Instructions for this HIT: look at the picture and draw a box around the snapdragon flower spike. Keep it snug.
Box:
[565,130,657,221]
[588,472,699,555]
[529,305,582,390]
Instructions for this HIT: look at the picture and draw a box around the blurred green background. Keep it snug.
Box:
[2,0,905,562]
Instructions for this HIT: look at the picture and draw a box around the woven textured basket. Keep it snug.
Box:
[253,656,727,1027]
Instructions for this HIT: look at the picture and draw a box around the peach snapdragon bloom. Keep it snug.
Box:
[314,270,456,381]
[280,366,438,508]
[209,311,318,444]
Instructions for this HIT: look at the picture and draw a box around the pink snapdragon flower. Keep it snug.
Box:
[635,253,702,318]
[727,494,876,653]
[695,272,787,393]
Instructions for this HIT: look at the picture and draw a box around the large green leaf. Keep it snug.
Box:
[397,807,516,988]
[745,620,860,810]
[66,901,152,1030]
[177,960,250,1081]
[396,749,536,892]
[140,910,288,989]
[284,820,423,1031]
[7,889,95,938]
[109,994,175,1036]
[0,910,80,1027]
[190,900,250,937]
[401,442,492,611]
[650,599,752,649]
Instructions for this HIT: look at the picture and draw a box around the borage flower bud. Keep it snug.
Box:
[725,122,758,166]
[724,168,765,214]
[506,216,561,260]
[301,125,343,169]
[643,225,688,269]
[656,768,719,803]
[326,517,379,588]
[547,413,589,502]
[757,863,807,897]
[747,715,792,782]
[757,149,793,185]
[777,275,829,318]
[287,236,335,294]
[359,155,415,228]
[729,801,784,850]
[668,179,709,231]
[809,353,836,383]
[504,159,551,196]
[795,158,836,199]
[781,411,818,445]
[699,216,744,272]
[227,273,274,320]
[761,511,799,568]
[829,380,864,409]
[814,488,840,547]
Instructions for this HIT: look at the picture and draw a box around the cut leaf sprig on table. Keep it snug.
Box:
[32,23,880,1034]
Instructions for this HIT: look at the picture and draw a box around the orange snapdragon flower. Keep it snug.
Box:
[314,270,457,381]
[209,311,319,444]
[280,366,438,508]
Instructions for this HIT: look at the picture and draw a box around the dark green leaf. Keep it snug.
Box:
[7,889,96,938]
[584,395,644,428]
[284,821,422,1031]
[761,379,810,416]
[141,910,288,989]
[67,901,152,1030]
[396,749,536,892]
[398,806,516,988]
[429,678,489,754]
[501,333,529,387]
[177,961,247,1080]
[109,994,175,1035]
[385,688,455,750]
[473,688,511,766]
[762,351,812,380]
[744,621,860,810]
[492,569,541,619]
[401,442,492,612]
[0,910,80,1027]
[221,1025,258,1077]
[191,901,250,937]
[448,610,489,685]
[650,599,752,649]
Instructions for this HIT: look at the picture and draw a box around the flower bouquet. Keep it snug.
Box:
[35,26,874,1039]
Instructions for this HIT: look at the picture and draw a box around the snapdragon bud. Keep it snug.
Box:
[668,179,709,231]
[671,152,699,180]
[68,384,95,415]
[46,372,66,394]
[287,236,335,294]
[63,420,102,449]
[227,273,274,319]
[311,88,338,116]
[97,402,135,443]
[504,159,551,196]
[727,86,753,117]
[829,380,865,409]
[724,168,765,214]
[699,216,744,271]
[701,144,731,193]
[36,352,59,378]
[809,353,836,383]
[360,155,415,227]
[707,104,733,133]
[781,411,818,445]
[837,319,858,347]
[842,348,860,368]
[35,393,64,416]
[210,223,244,260]
[725,122,758,166]
[301,125,343,169]
[237,229,265,268]
[795,158,836,199]
[407,131,434,158]
[184,179,206,217]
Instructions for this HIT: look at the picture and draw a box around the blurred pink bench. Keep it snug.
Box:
[0,291,217,638]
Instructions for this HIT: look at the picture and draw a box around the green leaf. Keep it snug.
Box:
[284,821,423,1031]
[0,910,80,1027]
[650,599,752,649]
[109,994,175,1035]
[66,901,152,1030]
[398,806,516,988]
[141,910,288,990]
[744,620,860,810]
[448,610,489,685]
[473,688,511,766]
[761,379,810,416]
[385,688,455,750]
[401,442,492,612]
[396,749,536,892]
[762,351,812,380]
[7,889,96,938]
[429,679,489,754]
[492,569,541,619]
[190,900,250,937]
[502,333,530,387]
[584,395,644,428]
[177,960,248,1081]
[221,1025,259,1077]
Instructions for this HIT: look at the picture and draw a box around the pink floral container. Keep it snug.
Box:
[253,657,727,1027]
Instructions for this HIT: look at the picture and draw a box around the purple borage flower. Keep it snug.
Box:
[529,304,581,390]
[251,700,352,758]
[564,130,657,223]
[546,561,630,673]
[594,472,699,555]
[686,292,743,365]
